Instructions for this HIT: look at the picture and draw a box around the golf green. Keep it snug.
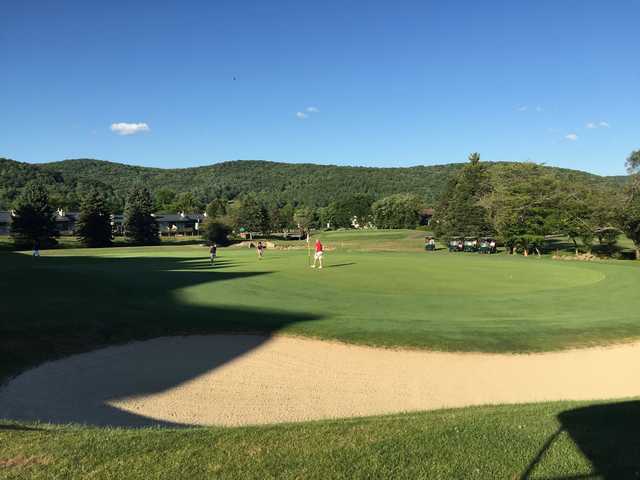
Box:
[2,235,640,383]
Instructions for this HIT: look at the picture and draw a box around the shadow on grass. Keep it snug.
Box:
[521,400,640,479]
[326,262,356,268]
[0,252,321,428]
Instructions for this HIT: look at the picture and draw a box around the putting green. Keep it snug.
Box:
[3,239,639,363]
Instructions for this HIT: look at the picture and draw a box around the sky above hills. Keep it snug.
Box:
[2,0,638,175]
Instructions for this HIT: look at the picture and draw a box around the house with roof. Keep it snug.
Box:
[54,209,81,235]
[0,211,13,235]
[155,212,206,236]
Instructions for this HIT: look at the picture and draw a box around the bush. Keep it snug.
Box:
[201,219,231,245]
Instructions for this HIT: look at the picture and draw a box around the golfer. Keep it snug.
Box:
[209,243,217,265]
[33,239,40,257]
[311,239,324,269]
[256,241,264,259]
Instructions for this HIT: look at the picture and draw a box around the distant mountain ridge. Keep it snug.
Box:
[0,157,630,210]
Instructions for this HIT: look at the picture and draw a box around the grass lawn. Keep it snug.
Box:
[2,229,640,382]
[2,229,640,478]
[2,399,639,479]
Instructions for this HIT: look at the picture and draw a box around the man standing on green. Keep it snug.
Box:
[311,239,324,269]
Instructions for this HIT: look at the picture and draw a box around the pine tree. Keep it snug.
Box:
[10,180,58,249]
[433,153,493,238]
[76,189,113,247]
[124,185,159,245]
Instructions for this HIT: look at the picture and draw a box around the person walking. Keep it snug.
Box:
[33,239,40,257]
[256,241,265,260]
[209,243,217,265]
[311,239,324,269]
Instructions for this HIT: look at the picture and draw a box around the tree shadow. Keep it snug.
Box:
[0,252,322,428]
[521,400,640,479]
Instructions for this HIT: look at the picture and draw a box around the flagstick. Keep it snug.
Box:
[306,231,311,267]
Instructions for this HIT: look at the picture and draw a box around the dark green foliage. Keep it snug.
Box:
[201,218,231,245]
[173,191,200,213]
[269,202,294,232]
[205,198,227,219]
[626,150,640,174]
[76,189,113,248]
[618,176,640,259]
[324,193,375,229]
[433,154,493,238]
[230,194,270,233]
[479,163,564,251]
[124,185,159,245]
[371,193,425,229]
[154,187,177,212]
[0,157,628,212]
[10,180,58,248]
[293,206,315,233]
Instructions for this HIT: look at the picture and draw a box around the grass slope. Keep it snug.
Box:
[2,400,639,479]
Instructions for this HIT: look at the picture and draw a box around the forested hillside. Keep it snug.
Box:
[0,157,629,211]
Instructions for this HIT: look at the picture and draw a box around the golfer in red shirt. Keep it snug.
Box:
[311,239,324,269]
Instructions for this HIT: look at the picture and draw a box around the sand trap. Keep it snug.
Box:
[1,335,639,427]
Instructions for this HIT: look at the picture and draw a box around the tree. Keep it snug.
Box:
[201,218,231,245]
[155,188,177,212]
[76,189,113,247]
[432,153,493,238]
[173,191,199,213]
[124,185,159,245]
[371,193,425,229]
[10,180,58,248]
[231,194,270,234]
[326,193,374,229]
[626,150,640,174]
[479,163,561,255]
[293,206,315,234]
[205,198,227,219]
[269,202,294,232]
[618,176,640,260]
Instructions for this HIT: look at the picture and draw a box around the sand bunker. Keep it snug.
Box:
[1,335,639,427]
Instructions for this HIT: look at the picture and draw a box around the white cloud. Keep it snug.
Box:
[586,120,610,129]
[565,133,578,141]
[535,105,543,112]
[295,112,308,120]
[306,106,319,113]
[516,105,528,112]
[110,122,150,135]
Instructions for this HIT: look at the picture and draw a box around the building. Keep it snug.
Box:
[110,211,207,237]
[155,212,206,236]
[54,209,80,235]
[0,211,13,235]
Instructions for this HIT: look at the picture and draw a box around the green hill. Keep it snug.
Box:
[0,157,629,210]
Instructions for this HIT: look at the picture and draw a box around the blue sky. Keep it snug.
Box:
[1,0,638,175]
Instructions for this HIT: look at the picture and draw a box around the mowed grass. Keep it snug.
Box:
[2,229,640,381]
[2,399,640,479]
[2,230,640,478]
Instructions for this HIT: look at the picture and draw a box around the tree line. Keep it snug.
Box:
[0,157,627,213]
[5,152,639,259]
[433,151,640,259]
[6,181,431,248]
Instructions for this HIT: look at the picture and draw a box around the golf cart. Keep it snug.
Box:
[448,237,464,252]
[425,236,436,251]
[478,237,497,254]
[463,237,479,252]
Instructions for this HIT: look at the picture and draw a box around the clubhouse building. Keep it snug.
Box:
[0,210,207,237]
